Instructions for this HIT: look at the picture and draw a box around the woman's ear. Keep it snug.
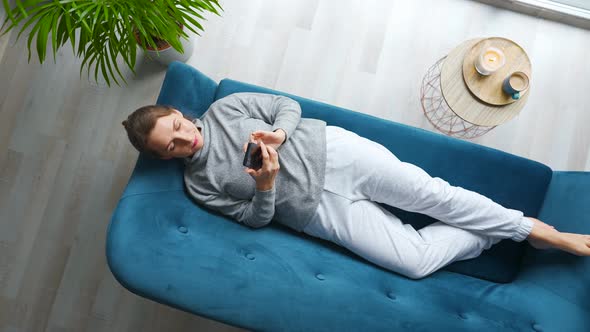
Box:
[172,109,182,116]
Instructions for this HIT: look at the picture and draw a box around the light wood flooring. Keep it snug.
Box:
[1,0,589,331]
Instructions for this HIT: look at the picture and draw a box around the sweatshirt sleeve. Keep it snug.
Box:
[200,187,276,229]
[215,92,302,144]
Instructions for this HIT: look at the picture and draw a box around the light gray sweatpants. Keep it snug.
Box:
[302,126,534,280]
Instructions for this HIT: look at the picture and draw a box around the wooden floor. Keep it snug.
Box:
[1,0,589,331]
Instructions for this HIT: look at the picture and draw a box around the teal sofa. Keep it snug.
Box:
[106,62,590,331]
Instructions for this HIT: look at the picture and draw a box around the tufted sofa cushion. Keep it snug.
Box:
[108,188,587,332]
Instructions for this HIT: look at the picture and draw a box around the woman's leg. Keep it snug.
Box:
[303,189,502,279]
[314,125,590,276]
[324,126,533,242]
[304,126,510,279]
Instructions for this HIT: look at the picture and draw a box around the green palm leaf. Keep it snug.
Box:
[0,0,223,87]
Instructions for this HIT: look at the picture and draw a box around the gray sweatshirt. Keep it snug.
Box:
[183,92,327,232]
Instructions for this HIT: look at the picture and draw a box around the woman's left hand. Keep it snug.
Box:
[245,129,286,152]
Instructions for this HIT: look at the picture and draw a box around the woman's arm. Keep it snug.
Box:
[195,141,280,229]
[201,188,276,229]
[212,92,302,145]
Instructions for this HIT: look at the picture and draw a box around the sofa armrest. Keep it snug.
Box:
[156,61,218,118]
[515,171,590,313]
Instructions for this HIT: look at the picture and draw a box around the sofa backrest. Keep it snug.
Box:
[213,78,553,283]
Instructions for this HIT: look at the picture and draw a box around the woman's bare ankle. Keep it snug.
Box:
[525,217,561,246]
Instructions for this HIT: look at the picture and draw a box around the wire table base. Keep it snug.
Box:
[420,57,496,139]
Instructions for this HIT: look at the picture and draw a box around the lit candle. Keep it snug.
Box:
[474,47,505,75]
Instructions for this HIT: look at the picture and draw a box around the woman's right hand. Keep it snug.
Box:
[244,140,280,191]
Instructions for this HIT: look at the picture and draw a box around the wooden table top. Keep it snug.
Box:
[462,37,532,105]
[440,38,530,127]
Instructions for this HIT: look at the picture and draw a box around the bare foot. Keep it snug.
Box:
[525,218,590,256]
[549,233,590,256]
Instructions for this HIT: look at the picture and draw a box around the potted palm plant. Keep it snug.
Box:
[0,0,223,87]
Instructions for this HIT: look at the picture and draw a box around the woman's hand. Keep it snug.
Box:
[244,140,280,191]
[246,129,286,152]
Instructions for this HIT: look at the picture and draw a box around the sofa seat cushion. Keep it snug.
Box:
[107,192,578,332]
[213,79,553,283]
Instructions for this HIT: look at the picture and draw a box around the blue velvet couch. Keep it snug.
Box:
[106,62,590,331]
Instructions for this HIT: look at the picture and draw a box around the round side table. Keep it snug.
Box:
[420,38,532,139]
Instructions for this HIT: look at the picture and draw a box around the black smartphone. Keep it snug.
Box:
[243,142,263,170]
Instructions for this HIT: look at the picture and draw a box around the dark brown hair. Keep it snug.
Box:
[122,105,194,159]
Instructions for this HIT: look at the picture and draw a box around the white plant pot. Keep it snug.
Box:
[145,34,194,66]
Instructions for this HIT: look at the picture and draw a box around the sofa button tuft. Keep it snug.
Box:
[316,273,325,281]
[178,226,188,234]
[387,292,396,300]
[458,312,467,320]
[532,323,542,331]
[245,253,255,260]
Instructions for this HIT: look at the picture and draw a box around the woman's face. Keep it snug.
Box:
[146,109,203,159]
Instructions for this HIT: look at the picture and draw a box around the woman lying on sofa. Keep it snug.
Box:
[121,92,590,280]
